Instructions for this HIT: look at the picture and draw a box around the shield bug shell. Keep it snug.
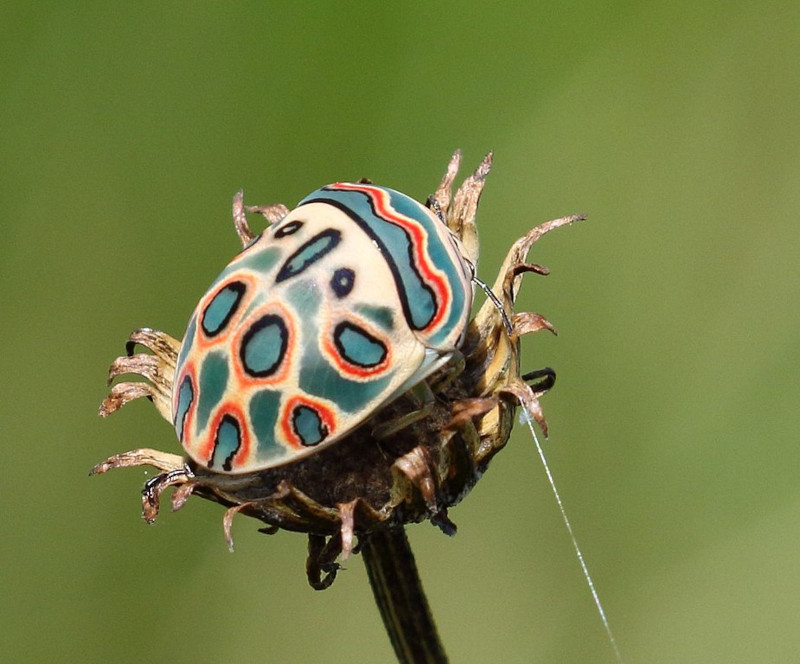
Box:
[172,182,475,473]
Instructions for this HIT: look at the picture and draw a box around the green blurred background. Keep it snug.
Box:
[2,3,798,662]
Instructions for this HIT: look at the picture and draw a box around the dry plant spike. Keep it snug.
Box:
[502,380,549,437]
[232,190,257,247]
[447,396,499,431]
[449,151,492,266]
[233,190,291,247]
[392,446,440,518]
[125,327,181,361]
[503,214,586,301]
[338,500,357,560]
[513,262,551,277]
[107,354,162,385]
[98,382,156,417]
[90,448,186,476]
[431,149,462,217]
[244,203,290,225]
[223,503,256,552]
[171,481,197,512]
[512,312,558,338]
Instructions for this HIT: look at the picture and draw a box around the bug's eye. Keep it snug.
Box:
[274,220,304,238]
[330,267,355,298]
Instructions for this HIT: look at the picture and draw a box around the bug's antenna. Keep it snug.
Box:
[473,276,513,336]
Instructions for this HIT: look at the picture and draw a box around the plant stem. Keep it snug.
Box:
[361,527,448,664]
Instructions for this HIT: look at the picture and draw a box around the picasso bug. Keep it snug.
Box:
[173,181,475,474]
[96,151,579,558]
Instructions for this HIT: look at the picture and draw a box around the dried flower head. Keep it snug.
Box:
[93,151,583,589]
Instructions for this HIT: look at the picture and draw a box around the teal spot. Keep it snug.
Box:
[292,405,327,446]
[334,322,387,367]
[356,304,395,331]
[174,375,194,441]
[211,415,241,471]
[196,351,229,433]
[240,314,288,377]
[176,315,197,373]
[249,390,286,460]
[276,229,341,282]
[203,282,245,336]
[235,246,280,275]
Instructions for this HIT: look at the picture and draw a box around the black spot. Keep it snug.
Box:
[239,314,289,378]
[330,267,355,298]
[276,229,341,283]
[275,220,304,238]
